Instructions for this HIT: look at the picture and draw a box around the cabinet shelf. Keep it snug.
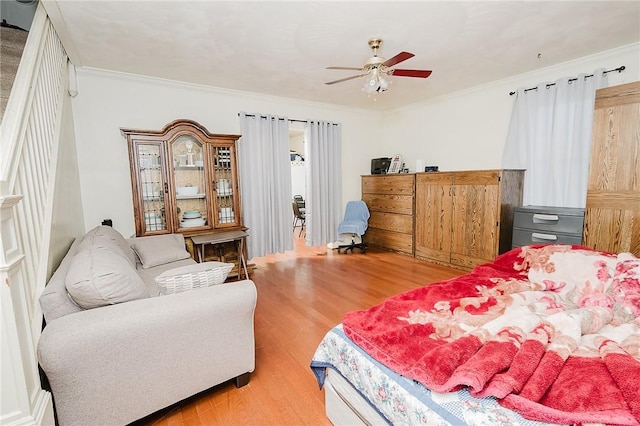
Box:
[175,165,204,170]
[176,194,206,200]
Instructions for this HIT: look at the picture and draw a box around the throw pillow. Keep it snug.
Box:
[80,225,137,267]
[132,234,191,269]
[66,245,149,309]
[155,261,234,294]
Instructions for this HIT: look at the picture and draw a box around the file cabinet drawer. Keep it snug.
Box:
[512,229,582,248]
[513,206,584,235]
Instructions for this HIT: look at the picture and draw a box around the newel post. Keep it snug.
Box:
[0,194,54,425]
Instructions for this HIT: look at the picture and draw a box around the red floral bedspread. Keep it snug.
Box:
[342,245,640,425]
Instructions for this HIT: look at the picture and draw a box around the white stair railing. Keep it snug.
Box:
[0,3,67,425]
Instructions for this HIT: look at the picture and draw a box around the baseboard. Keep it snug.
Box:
[1,390,54,426]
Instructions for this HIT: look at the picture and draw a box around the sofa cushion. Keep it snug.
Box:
[80,225,137,267]
[40,239,85,323]
[66,245,149,309]
[132,234,191,269]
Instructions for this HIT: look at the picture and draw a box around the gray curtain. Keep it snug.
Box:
[502,69,608,208]
[238,112,293,259]
[304,120,342,246]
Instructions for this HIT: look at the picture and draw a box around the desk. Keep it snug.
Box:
[191,230,249,280]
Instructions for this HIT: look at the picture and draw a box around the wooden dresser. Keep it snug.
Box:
[361,174,415,256]
[414,169,524,270]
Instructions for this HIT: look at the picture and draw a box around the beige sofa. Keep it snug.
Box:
[37,226,257,426]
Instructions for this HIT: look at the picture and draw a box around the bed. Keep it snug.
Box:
[311,245,640,425]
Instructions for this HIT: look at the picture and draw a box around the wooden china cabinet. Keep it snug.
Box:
[121,119,245,267]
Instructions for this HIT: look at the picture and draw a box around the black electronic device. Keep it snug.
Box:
[371,157,391,175]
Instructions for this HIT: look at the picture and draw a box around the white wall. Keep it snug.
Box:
[289,130,305,156]
[289,128,306,200]
[71,43,639,238]
[47,94,85,279]
[290,162,306,200]
[382,43,640,172]
[70,69,381,237]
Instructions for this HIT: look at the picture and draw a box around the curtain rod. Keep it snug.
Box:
[237,113,339,125]
[509,65,625,96]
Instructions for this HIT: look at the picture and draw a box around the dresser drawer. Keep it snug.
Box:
[512,228,582,248]
[362,174,414,195]
[369,211,413,234]
[366,228,413,256]
[362,193,413,215]
[513,206,584,235]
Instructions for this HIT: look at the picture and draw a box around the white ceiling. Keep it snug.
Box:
[43,1,640,111]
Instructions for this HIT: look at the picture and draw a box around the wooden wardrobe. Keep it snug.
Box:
[583,81,640,256]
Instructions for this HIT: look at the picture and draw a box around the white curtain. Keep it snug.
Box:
[238,112,293,259]
[502,69,608,208]
[305,120,342,246]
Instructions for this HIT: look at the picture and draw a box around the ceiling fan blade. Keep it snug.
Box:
[392,69,433,78]
[326,66,363,71]
[325,74,368,85]
[382,51,414,67]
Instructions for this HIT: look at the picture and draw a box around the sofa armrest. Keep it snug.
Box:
[38,280,257,426]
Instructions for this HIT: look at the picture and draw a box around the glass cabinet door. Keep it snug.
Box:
[135,142,168,234]
[211,145,239,227]
[171,134,211,231]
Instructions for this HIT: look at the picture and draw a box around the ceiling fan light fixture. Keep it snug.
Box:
[362,67,390,93]
[363,68,378,92]
[326,38,431,94]
[363,82,376,94]
[378,76,390,92]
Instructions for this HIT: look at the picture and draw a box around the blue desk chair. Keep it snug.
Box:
[336,200,370,253]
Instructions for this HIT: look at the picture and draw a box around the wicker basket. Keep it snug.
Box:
[155,262,234,295]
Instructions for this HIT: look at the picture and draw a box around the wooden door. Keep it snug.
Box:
[449,171,500,269]
[583,81,640,256]
[415,173,454,263]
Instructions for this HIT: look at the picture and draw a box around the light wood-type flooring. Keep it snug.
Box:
[135,233,464,426]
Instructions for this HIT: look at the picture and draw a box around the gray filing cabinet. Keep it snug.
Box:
[512,206,585,248]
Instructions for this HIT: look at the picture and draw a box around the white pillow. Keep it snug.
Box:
[155,262,234,295]
[66,245,149,309]
[132,234,191,269]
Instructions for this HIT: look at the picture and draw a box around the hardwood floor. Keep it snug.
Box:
[136,234,464,426]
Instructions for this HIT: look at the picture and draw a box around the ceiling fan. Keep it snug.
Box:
[325,38,432,93]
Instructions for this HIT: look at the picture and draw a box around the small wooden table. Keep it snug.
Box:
[191,230,249,280]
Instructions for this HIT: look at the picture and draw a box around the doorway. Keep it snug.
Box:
[289,122,306,238]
